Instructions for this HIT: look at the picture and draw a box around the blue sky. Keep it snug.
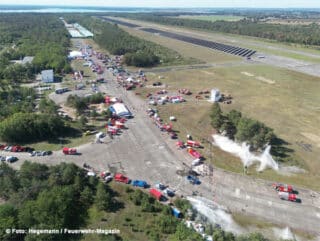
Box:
[1,0,320,8]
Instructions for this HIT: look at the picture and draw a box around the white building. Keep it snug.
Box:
[210,89,221,102]
[41,69,54,83]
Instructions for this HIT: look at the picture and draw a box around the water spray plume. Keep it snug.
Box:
[212,135,279,171]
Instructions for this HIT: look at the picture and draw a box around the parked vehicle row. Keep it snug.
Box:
[30,150,52,157]
[273,183,300,202]
[0,144,34,153]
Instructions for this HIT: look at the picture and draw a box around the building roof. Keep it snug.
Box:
[41,69,53,75]
[109,103,132,117]
[68,51,83,58]
[22,56,34,65]
[66,23,94,38]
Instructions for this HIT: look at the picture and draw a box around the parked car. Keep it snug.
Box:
[114,173,130,184]
[41,151,52,156]
[155,182,166,190]
[104,173,113,183]
[6,156,18,163]
[186,175,201,185]
[152,81,162,86]
[87,171,96,177]
[132,180,148,188]
[164,188,175,197]
[4,146,12,152]
[62,147,77,155]
[100,171,113,183]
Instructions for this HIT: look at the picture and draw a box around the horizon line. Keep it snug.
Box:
[1,4,320,9]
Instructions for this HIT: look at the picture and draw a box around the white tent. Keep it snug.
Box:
[109,103,132,118]
[68,51,83,59]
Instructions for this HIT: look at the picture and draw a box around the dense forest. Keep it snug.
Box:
[63,15,197,67]
[0,14,72,83]
[116,13,320,46]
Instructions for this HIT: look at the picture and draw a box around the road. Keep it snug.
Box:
[7,41,320,238]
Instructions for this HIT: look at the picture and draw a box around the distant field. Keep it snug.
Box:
[135,64,320,190]
[175,15,244,22]
[264,18,320,25]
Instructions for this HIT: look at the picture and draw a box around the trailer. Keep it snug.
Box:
[150,188,163,201]
[62,147,77,155]
[186,140,201,148]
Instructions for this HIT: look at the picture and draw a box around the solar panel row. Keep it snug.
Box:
[140,28,256,58]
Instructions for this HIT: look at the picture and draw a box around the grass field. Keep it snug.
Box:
[136,64,320,190]
[175,15,244,22]
[117,17,320,64]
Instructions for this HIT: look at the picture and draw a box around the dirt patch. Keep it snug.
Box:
[256,76,275,84]
[60,104,76,120]
[301,132,320,148]
[201,70,215,76]
[90,103,108,113]
[241,71,255,77]
[241,72,275,84]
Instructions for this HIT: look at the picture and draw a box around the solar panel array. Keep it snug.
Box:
[140,28,256,58]
[100,17,256,58]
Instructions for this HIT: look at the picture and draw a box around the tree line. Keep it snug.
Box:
[117,13,320,46]
[63,15,193,67]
